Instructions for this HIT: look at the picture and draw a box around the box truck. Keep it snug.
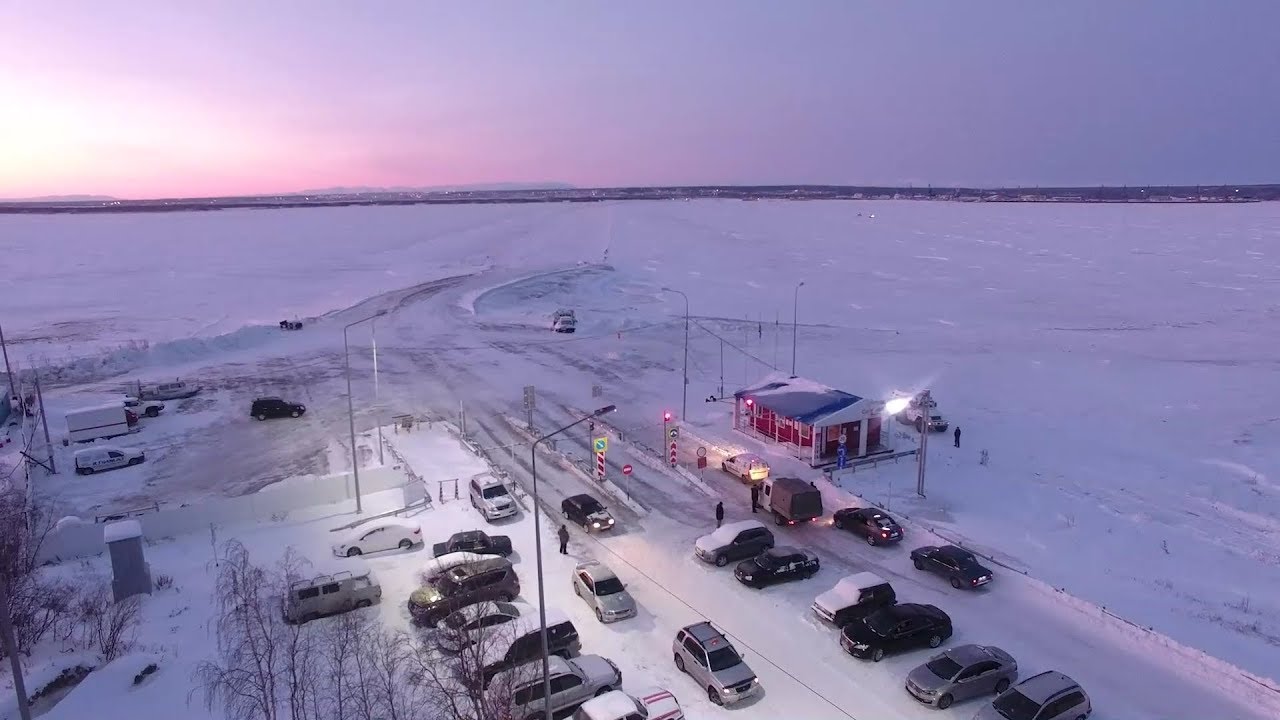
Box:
[66,403,133,443]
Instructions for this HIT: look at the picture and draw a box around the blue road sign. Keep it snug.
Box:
[837,446,848,470]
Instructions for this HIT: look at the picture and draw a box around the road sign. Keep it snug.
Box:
[696,446,707,458]
[523,385,536,410]
[838,432,848,446]
[669,440,678,467]
[596,451,606,479]
[697,456,707,469]
[837,445,848,470]
[669,427,680,439]
[622,464,633,476]
[593,437,608,453]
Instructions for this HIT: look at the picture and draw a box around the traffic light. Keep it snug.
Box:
[744,398,754,408]
[663,411,672,422]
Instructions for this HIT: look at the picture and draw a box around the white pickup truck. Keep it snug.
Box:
[892,390,948,432]
[123,396,165,418]
[551,309,577,333]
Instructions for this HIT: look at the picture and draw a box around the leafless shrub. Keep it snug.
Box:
[74,584,141,662]
[0,490,76,657]
[408,616,541,720]
[155,573,176,590]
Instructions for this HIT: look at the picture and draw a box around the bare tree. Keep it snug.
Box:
[74,583,141,662]
[408,614,542,720]
[275,549,318,720]
[0,489,74,656]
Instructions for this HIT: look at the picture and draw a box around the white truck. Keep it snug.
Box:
[131,378,201,401]
[66,403,134,443]
[551,309,577,333]
[891,389,948,433]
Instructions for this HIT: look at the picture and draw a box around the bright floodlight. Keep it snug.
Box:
[884,397,911,415]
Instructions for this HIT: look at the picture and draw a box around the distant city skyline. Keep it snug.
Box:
[2,1,1278,199]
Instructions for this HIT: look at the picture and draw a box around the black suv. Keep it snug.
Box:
[250,396,306,420]
[561,493,616,533]
[840,603,953,662]
[734,546,820,588]
[833,507,903,546]
[694,520,774,567]
[911,545,994,590]
[407,557,520,626]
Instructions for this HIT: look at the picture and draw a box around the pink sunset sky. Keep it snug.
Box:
[2,1,1278,199]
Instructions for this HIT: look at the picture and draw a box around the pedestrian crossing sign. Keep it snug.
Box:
[593,437,608,453]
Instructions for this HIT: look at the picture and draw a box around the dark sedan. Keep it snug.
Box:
[839,603,952,662]
[910,545,994,589]
[832,507,903,546]
[733,546,820,588]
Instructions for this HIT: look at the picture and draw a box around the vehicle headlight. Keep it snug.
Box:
[742,575,753,581]
[592,522,600,528]
[854,643,869,650]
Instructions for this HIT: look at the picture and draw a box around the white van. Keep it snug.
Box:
[74,445,145,475]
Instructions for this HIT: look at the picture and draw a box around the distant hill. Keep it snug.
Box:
[0,194,117,203]
[292,182,575,195]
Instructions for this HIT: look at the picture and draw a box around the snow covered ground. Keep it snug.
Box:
[4,199,1280,716]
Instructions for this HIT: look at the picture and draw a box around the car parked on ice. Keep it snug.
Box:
[812,572,897,627]
[562,493,616,533]
[693,520,774,567]
[501,653,622,720]
[839,603,952,662]
[720,453,769,483]
[435,599,530,654]
[284,569,381,624]
[469,474,518,522]
[432,530,513,558]
[905,644,1018,710]
[911,544,994,590]
[733,545,820,588]
[477,609,582,687]
[672,622,759,706]
[832,506,903,545]
[122,396,164,418]
[74,445,145,475]
[972,671,1091,720]
[250,396,306,420]
[332,517,422,557]
[572,687,685,720]
[408,557,520,626]
[572,561,637,623]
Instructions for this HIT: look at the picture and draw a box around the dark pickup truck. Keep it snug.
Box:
[431,530,513,558]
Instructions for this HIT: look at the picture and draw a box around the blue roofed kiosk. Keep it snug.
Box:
[733,373,897,467]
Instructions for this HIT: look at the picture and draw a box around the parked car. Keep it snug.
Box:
[911,545,994,589]
[573,687,684,720]
[332,518,422,557]
[814,568,896,625]
[407,557,519,626]
[672,622,759,706]
[562,493,616,533]
[812,572,897,627]
[477,609,581,687]
[551,309,578,333]
[432,530,513,558]
[972,671,1091,720]
[572,561,637,623]
[733,545,820,588]
[502,654,622,720]
[73,445,145,475]
[422,551,489,584]
[250,396,306,420]
[134,378,200,401]
[905,644,1018,709]
[469,474,518,522]
[720,453,769,483]
[832,507,903,545]
[283,570,381,624]
[122,396,165,418]
[839,603,952,662]
[435,600,529,654]
[693,520,774,567]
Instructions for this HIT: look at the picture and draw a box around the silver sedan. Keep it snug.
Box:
[905,644,1017,709]
[572,561,637,623]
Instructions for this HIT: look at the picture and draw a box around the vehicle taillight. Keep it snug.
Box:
[971,578,979,585]
[882,532,889,538]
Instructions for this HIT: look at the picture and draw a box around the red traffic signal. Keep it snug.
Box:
[744,398,754,407]
[663,411,672,421]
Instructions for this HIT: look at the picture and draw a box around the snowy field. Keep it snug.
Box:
[3,199,1280,717]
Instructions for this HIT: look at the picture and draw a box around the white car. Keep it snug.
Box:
[720,453,769,483]
[573,687,684,720]
[74,445,145,475]
[421,551,489,584]
[469,474,517,522]
[122,396,165,418]
[332,518,422,557]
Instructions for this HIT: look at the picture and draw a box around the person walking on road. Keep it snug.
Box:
[953,426,961,448]
[750,485,760,513]
[557,524,570,554]
[715,501,725,528]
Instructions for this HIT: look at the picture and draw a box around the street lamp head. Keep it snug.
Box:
[884,397,911,415]
[592,404,617,417]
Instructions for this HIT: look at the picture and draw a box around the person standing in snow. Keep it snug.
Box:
[557,524,570,554]
[715,501,725,528]
[953,426,961,448]
[750,485,760,513]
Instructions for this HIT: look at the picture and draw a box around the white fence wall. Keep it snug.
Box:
[40,466,408,563]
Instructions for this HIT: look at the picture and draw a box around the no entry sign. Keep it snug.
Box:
[622,464,633,475]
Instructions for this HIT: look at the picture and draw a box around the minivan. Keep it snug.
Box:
[284,570,381,623]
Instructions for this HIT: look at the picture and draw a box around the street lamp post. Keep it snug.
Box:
[530,404,617,720]
[372,319,384,465]
[791,281,805,376]
[343,309,387,514]
[661,288,689,421]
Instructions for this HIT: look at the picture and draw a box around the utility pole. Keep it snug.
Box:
[791,281,805,376]
[916,389,930,497]
[0,575,33,720]
[718,338,724,399]
[0,323,14,403]
[372,320,384,465]
[33,369,54,473]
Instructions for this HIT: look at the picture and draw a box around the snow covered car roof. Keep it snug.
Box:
[813,572,888,612]
[576,686,682,720]
[336,517,421,543]
[480,607,572,665]
[695,519,766,554]
[422,551,488,582]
